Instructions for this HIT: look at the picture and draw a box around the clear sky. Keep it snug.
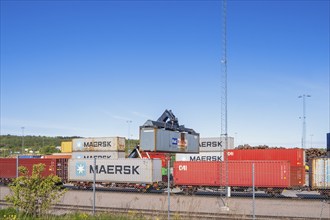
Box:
[1,0,329,148]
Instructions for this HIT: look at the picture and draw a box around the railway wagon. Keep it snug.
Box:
[309,157,330,196]
[225,149,305,187]
[0,158,68,184]
[173,161,291,195]
[68,158,162,188]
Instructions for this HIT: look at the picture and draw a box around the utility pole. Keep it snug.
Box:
[298,95,311,149]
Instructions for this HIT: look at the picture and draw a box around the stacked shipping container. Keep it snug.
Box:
[68,136,165,185]
[175,137,232,162]
[225,149,305,187]
[309,157,330,190]
[71,137,126,159]
[173,160,291,188]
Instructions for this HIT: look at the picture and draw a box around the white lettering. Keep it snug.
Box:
[179,165,187,171]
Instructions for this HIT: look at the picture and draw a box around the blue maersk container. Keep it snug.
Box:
[18,155,42,159]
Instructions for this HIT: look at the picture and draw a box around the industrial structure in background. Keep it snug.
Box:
[0,109,330,197]
[139,109,200,153]
[327,133,330,157]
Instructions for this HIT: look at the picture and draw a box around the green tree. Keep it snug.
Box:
[39,145,60,154]
[5,163,67,217]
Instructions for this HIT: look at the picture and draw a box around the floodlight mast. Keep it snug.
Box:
[221,0,229,200]
[298,94,311,149]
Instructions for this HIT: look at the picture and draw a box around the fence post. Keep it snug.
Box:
[167,157,171,220]
[252,163,255,220]
[16,156,19,213]
[93,157,96,215]
[16,156,19,178]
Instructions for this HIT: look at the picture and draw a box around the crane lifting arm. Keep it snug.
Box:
[142,109,197,135]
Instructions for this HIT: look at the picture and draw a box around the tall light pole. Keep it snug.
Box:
[221,0,230,203]
[21,127,25,154]
[298,95,311,149]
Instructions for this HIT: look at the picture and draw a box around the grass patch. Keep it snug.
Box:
[0,208,154,220]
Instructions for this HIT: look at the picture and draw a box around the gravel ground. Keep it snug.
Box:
[1,186,329,219]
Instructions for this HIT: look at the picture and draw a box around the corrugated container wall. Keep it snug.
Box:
[226,149,305,166]
[71,152,125,159]
[173,161,290,188]
[0,158,57,179]
[61,141,72,153]
[18,155,42,159]
[199,137,234,152]
[140,128,199,153]
[310,157,330,189]
[176,152,224,161]
[68,158,162,184]
[72,137,125,152]
[43,154,72,159]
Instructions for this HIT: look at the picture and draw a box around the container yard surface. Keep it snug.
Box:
[1,186,329,219]
[173,161,290,188]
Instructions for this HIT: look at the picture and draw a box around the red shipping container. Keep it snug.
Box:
[290,165,305,187]
[225,149,305,166]
[173,161,290,188]
[43,155,72,159]
[0,158,68,182]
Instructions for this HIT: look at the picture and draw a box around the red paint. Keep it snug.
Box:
[225,149,305,166]
[173,161,291,188]
[0,158,68,182]
[43,155,72,159]
[140,152,170,167]
[290,166,305,187]
[225,149,306,187]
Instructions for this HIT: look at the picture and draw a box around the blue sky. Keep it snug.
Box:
[1,0,329,148]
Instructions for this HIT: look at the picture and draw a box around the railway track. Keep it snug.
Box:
[66,185,330,201]
[0,200,328,220]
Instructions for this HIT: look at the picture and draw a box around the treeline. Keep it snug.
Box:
[0,135,139,156]
[0,135,80,148]
[0,135,81,155]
